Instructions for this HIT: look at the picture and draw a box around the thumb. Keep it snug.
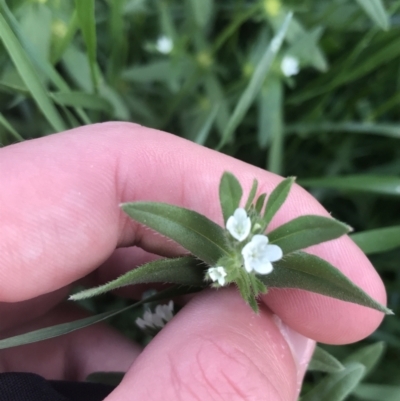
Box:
[106,288,315,401]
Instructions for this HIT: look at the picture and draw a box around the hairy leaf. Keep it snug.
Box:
[261,251,392,314]
[268,215,351,254]
[263,177,295,228]
[70,256,205,300]
[121,202,230,265]
[219,171,243,224]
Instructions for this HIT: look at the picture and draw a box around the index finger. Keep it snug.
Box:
[0,122,386,343]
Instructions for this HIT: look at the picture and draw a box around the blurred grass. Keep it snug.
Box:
[1,0,399,399]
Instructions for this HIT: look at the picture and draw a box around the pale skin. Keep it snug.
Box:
[0,122,386,400]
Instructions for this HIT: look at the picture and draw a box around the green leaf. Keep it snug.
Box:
[218,12,292,148]
[245,179,259,209]
[301,363,365,401]
[0,13,66,132]
[268,215,351,254]
[188,0,213,28]
[254,193,267,215]
[51,91,112,112]
[121,202,230,265]
[219,172,243,224]
[74,0,98,91]
[51,11,79,65]
[261,251,392,314]
[263,177,295,228]
[344,342,385,378]
[265,78,284,174]
[308,346,345,373]
[258,76,282,149]
[194,105,219,145]
[285,122,400,140]
[122,60,171,83]
[355,0,389,30]
[300,175,400,196]
[0,1,91,125]
[70,256,205,301]
[0,286,198,350]
[351,226,400,255]
[353,384,400,401]
[0,113,23,142]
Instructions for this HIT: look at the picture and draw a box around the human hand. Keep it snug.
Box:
[0,122,386,400]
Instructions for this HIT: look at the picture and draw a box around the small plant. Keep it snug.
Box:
[0,171,391,352]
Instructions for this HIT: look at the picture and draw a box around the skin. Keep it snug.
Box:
[0,122,386,401]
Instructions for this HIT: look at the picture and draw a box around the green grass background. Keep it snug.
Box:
[0,0,399,399]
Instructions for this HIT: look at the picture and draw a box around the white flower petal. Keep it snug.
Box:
[226,208,251,241]
[266,244,283,262]
[254,261,273,274]
[241,234,279,275]
[208,266,227,286]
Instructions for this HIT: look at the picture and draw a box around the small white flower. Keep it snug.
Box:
[226,208,251,242]
[241,234,282,274]
[136,300,174,330]
[281,55,300,77]
[156,36,173,54]
[208,266,227,286]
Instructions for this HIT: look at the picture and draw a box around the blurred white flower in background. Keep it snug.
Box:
[136,300,174,330]
[281,55,300,77]
[156,36,173,54]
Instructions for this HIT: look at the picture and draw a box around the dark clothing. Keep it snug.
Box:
[0,373,115,401]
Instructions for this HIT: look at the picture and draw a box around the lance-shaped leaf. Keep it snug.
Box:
[351,225,400,255]
[245,179,258,209]
[255,193,267,214]
[308,346,345,373]
[261,251,392,314]
[121,202,230,265]
[268,215,352,254]
[301,363,365,401]
[219,172,243,224]
[70,256,205,301]
[344,342,385,378]
[263,177,295,229]
[0,286,200,350]
[353,384,400,401]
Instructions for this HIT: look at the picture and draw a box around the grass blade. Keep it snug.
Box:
[0,286,198,350]
[51,91,111,112]
[0,113,23,141]
[218,12,292,148]
[300,175,400,196]
[351,225,400,254]
[355,0,389,30]
[0,13,66,132]
[74,0,98,91]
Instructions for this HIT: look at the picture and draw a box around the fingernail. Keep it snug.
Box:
[272,315,315,394]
